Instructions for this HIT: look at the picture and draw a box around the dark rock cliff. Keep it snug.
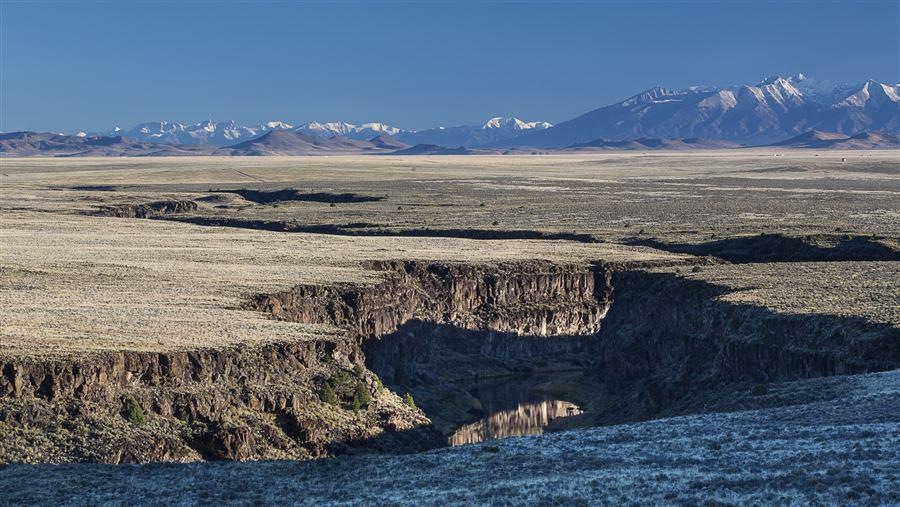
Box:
[254,260,612,338]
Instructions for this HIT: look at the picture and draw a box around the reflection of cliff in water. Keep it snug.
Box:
[448,377,582,446]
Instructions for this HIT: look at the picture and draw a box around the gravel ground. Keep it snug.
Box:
[2,370,897,506]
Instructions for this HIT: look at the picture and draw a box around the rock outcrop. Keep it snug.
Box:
[254,260,612,338]
[96,200,199,218]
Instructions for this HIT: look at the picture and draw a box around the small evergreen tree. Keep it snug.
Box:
[327,371,354,399]
[319,383,338,405]
[352,382,371,411]
[121,397,146,426]
[404,393,417,410]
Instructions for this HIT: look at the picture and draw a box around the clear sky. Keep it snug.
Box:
[1,0,898,133]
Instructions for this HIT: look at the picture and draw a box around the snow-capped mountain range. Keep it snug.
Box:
[294,121,404,139]
[493,74,899,147]
[76,74,899,148]
[106,120,296,147]
[96,116,553,147]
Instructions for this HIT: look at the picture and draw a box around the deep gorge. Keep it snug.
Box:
[2,259,897,463]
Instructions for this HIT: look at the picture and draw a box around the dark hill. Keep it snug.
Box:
[389,144,496,155]
[368,134,409,150]
[767,130,900,149]
[565,137,741,151]
[218,130,383,155]
[0,132,216,157]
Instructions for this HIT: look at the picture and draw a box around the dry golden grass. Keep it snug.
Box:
[662,262,900,326]
[0,208,678,359]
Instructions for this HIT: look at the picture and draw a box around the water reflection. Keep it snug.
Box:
[448,377,582,446]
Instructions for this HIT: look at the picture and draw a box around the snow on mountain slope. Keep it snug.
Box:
[834,80,900,108]
[294,121,405,140]
[491,74,899,147]
[482,117,553,130]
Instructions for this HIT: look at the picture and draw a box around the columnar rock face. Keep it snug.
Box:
[254,260,613,339]
[0,340,343,401]
[251,260,616,438]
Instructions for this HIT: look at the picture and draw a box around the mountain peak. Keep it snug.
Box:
[295,121,403,139]
[481,117,552,131]
[834,80,900,108]
[621,86,683,106]
[263,121,294,129]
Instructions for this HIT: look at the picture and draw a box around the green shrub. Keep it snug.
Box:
[319,383,338,405]
[374,375,384,393]
[329,371,354,397]
[353,364,364,377]
[351,382,372,411]
[691,265,703,273]
[404,393,417,410]
[121,397,146,426]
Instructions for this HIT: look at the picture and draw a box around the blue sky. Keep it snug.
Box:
[1,0,898,132]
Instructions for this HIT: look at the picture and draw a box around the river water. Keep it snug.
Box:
[448,376,582,446]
